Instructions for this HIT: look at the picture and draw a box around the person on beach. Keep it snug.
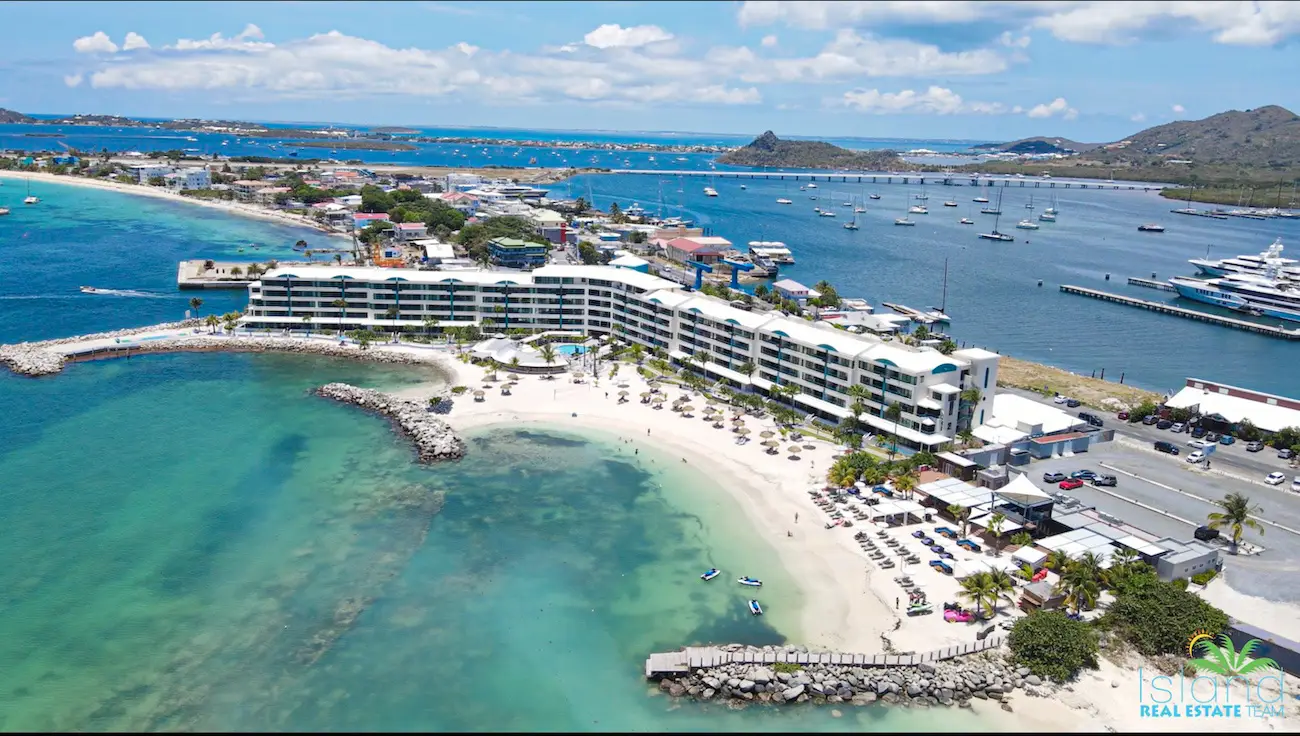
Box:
[895,597,899,609]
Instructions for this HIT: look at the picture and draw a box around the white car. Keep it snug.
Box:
[1186,450,1206,464]
[1292,476,1300,492]
[1187,438,1214,449]
[1053,395,1069,404]
[1265,472,1286,486]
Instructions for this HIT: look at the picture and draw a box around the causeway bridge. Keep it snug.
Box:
[609,169,1166,191]
[645,636,1007,678]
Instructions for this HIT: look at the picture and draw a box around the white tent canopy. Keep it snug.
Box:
[918,477,987,508]
[997,473,1052,506]
[969,513,1023,533]
[868,499,924,519]
[1012,546,1048,568]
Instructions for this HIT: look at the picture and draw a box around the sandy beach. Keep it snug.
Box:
[0,170,349,239]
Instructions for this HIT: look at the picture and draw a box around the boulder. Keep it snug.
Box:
[738,680,755,693]
[1025,675,1042,686]
[748,667,774,685]
[782,684,805,702]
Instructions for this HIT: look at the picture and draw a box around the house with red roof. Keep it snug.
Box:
[663,236,733,265]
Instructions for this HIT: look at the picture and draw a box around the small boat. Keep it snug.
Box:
[740,184,747,190]
[813,207,821,213]
[979,207,1001,215]
[79,286,106,294]
[894,217,916,226]
[806,183,817,189]
[1138,223,1165,232]
[809,195,818,200]
[843,217,859,230]
[738,576,763,587]
[869,193,881,200]
[908,205,928,214]
[1039,211,1056,221]
[0,207,9,216]
[701,568,720,581]
[943,201,958,207]
[748,599,763,616]
[959,217,974,225]
[776,198,792,205]
[854,206,866,213]
[819,210,836,217]
[973,196,990,203]
[23,196,38,205]
[978,231,1014,241]
[703,187,718,197]
[1016,219,1040,230]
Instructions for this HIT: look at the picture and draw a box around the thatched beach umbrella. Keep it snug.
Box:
[788,445,801,455]
[619,390,629,396]
[762,439,780,448]
[508,373,520,382]
[617,382,630,389]
[680,404,695,413]
[572,370,585,378]
[803,444,816,451]
[484,373,498,382]
[760,430,775,439]
[737,427,751,436]
[652,395,666,403]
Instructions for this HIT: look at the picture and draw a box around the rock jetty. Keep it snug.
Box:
[654,645,1051,710]
[315,383,466,463]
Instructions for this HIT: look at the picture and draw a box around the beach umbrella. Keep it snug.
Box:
[619,390,629,396]
[788,445,801,454]
[803,444,816,451]
[706,398,718,405]
[762,439,780,447]
[508,373,520,381]
[760,430,775,438]
[474,389,485,396]
[652,395,666,403]
[484,373,497,382]
[617,382,630,389]
[737,428,751,436]
[680,405,695,413]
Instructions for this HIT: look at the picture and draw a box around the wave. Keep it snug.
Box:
[85,289,172,299]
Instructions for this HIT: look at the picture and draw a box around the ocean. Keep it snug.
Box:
[0,352,979,731]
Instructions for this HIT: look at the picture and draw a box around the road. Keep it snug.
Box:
[1029,443,1300,602]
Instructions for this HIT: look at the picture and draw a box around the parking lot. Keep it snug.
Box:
[1027,442,1300,602]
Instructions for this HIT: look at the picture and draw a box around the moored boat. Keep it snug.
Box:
[738,576,763,587]
[701,568,720,581]
[869,193,881,200]
[776,198,793,204]
[1138,223,1165,232]
[748,599,763,616]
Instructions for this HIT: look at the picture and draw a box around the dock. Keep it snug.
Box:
[1170,208,1229,220]
[880,302,949,324]
[611,169,1165,191]
[645,637,1006,678]
[177,260,254,290]
[1126,277,1175,292]
[1060,285,1300,340]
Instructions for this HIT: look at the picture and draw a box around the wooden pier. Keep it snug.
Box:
[645,637,1006,678]
[1060,285,1300,340]
[1126,277,1175,292]
[610,169,1164,191]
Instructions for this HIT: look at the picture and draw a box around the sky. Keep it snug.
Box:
[1,0,1298,142]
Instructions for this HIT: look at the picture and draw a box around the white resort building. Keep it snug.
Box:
[243,265,999,448]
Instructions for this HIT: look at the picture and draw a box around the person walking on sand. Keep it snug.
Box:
[895,597,899,610]
[795,512,799,523]
[647,428,651,436]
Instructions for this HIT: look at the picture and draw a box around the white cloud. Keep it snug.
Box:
[762,29,1010,82]
[73,31,119,54]
[761,34,779,47]
[841,85,1007,115]
[168,23,275,52]
[1027,97,1078,120]
[1131,112,1147,122]
[63,74,84,88]
[1172,103,1186,113]
[998,30,1031,48]
[582,23,673,49]
[122,32,150,51]
[738,1,1300,46]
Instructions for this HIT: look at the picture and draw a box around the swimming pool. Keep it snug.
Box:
[554,344,586,356]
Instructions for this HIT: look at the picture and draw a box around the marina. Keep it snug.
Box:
[1058,285,1300,339]
[644,638,1008,678]
[611,170,1168,190]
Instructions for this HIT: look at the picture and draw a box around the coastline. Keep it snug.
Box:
[0,170,349,238]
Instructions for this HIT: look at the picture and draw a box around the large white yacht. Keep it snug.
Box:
[1169,272,1300,323]
[1188,238,1299,283]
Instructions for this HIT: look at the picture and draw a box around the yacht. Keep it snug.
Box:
[776,198,793,205]
[894,217,916,226]
[1016,219,1040,230]
[1188,239,1299,282]
[625,203,646,217]
[703,187,718,197]
[1169,272,1300,323]
[973,196,990,203]
[1039,211,1056,222]
[0,206,8,216]
[1138,223,1166,232]
[23,195,39,205]
[869,193,881,200]
[979,230,1014,241]
[806,183,817,189]
[943,201,957,207]
[978,191,1013,241]
[820,210,837,217]
[908,205,928,214]
[749,241,794,265]
[959,217,974,225]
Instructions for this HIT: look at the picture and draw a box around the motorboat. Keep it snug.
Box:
[908,205,928,214]
[701,568,720,581]
[79,286,106,294]
[1039,211,1056,221]
[1138,223,1165,232]
[776,198,793,204]
[809,195,819,200]
[943,201,958,207]
[973,196,990,203]
[749,241,794,265]
[894,217,916,226]
[748,599,763,616]
[1016,219,1040,230]
[979,206,1001,215]
[813,207,821,213]
[703,187,718,197]
[23,196,38,205]
[0,207,9,216]
[1169,272,1300,323]
[869,193,881,200]
[854,206,866,213]
[819,210,836,217]
[959,217,974,225]
[738,576,763,587]
[1189,238,1298,282]
[740,184,747,190]
[806,183,817,189]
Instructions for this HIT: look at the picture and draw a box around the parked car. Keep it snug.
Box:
[1066,398,1081,408]
[1187,438,1214,449]
[1059,478,1085,490]
[1170,422,1186,433]
[1154,440,1180,455]
[1280,448,1296,460]
[1117,411,1130,421]
[1292,476,1300,492]
[1094,474,1118,487]
[1157,419,1174,430]
[1070,470,1097,480]
[1190,426,1207,438]
[1142,415,1159,425]
[1205,432,1221,443]
[1187,450,1206,464]
[1219,435,1235,446]
[1042,472,1067,483]
[1266,472,1286,486]
[1246,440,1266,452]
[1053,395,1068,404]
[1077,412,1103,427]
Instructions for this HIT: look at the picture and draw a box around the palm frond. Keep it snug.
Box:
[1187,657,1227,675]
[1237,657,1281,675]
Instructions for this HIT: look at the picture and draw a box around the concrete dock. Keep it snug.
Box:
[1060,285,1300,340]
[1125,277,1175,292]
[612,170,1164,190]
[645,637,1006,678]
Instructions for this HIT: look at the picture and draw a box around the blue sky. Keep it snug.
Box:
[1,1,1297,142]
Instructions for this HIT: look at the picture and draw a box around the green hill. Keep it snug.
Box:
[717,131,913,170]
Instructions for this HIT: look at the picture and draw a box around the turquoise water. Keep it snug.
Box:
[0,177,335,344]
[555,344,586,356]
[0,353,983,731]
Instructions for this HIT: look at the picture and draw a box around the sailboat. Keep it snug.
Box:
[777,182,793,204]
[914,184,928,201]
[1040,194,1058,221]
[854,192,866,213]
[843,211,860,230]
[1025,194,1035,211]
[23,178,38,205]
[869,193,882,200]
[978,190,1013,241]
[894,199,915,226]
[959,204,974,225]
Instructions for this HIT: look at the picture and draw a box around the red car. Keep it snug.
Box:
[1117,411,1129,420]
[1059,478,1085,490]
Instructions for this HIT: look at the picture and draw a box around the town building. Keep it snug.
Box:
[1165,378,1300,435]
[488,237,549,268]
[772,279,821,305]
[163,168,212,191]
[232,179,277,201]
[663,236,732,265]
[131,164,177,184]
[241,265,999,448]
[391,222,429,242]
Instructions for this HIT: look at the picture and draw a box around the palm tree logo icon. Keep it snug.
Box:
[1187,631,1280,677]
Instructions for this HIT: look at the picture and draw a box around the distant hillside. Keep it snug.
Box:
[971,136,1098,155]
[717,131,912,170]
[0,108,35,124]
[1081,105,1300,170]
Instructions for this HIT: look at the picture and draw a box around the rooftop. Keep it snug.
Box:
[1166,379,1300,433]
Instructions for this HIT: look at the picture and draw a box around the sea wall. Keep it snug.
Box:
[314,383,466,463]
[655,644,1052,710]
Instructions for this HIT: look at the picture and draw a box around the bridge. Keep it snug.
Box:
[609,169,1166,191]
[645,636,1007,678]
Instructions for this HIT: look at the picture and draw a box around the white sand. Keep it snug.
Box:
[0,170,348,239]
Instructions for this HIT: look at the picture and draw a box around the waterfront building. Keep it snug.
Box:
[663,236,731,265]
[1165,377,1300,434]
[488,237,549,268]
[162,168,211,191]
[772,279,821,306]
[130,163,177,184]
[392,222,429,242]
[352,212,391,230]
[242,265,999,448]
[232,179,277,201]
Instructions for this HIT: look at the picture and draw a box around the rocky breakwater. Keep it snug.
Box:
[315,383,466,463]
[0,319,205,377]
[655,645,1053,711]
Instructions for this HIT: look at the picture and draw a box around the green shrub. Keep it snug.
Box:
[1171,577,1189,590]
[449,385,468,395]
[1191,570,1218,586]
[1099,572,1229,656]
[1008,610,1099,682]
[772,662,803,674]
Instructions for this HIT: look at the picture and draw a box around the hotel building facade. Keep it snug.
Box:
[243,265,999,449]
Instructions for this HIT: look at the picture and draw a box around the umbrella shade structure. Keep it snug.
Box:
[572,371,585,378]
[484,373,498,382]
[737,428,752,435]
[803,444,816,451]
[652,395,666,403]
[617,382,630,389]
[706,398,718,405]
[507,373,520,381]
[618,390,630,396]
[762,439,780,447]
[760,430,775,438]
[788,445,801,453]
[679,405,695,413]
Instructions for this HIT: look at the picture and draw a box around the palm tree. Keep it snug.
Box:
[957,429,976,448]
[960,388,982,405]
[893,471,918,500]
[912,324,931,342]
[332,297,347,333]
[245,263,263,279]
[1206,492,1264,553]
[334,253,343,266]
[221,313,238,334]
[1045,550,1073,575]
[1109,547,1139,570]
[938,338,957,355]
[1073,551,1110,590]
[987,512,1006,554]
[959,571,997,617]
[189,297,204,316]
[384,306,400,341]
[946,504,971,537]
[300,314,312,335]
[737,361,756,388]
[1056,565,1101,614]
[229,266,244,278]
[1009,530,1033,548]
[629,343,645,365]
[539,342,559,375]
[884,401,903,462]
[985,569,1017,614]
[204,314,220,333]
